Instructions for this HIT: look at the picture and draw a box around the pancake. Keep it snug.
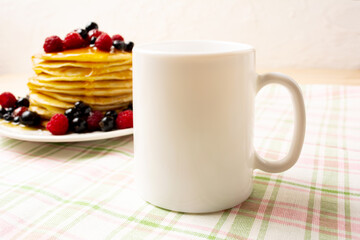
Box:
[35,71,132,81]
[42,92,132,105]
[32,58,132,68]
[30,91,132,108]
[27,84,132,96]
[34,47,132,62]
[29,105,64,119]
[30,92,74,109]
[28,78,132,89]
[29,46,133,118]
[33,64,132,77]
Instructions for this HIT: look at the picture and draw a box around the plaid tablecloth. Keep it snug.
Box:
[0,84,359,240]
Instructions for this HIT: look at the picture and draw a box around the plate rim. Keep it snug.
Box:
[0,122,133,142]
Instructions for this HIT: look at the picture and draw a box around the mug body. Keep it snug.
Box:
[133,41,256,213]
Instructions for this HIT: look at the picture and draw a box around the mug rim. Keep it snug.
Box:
[133,40,254,56]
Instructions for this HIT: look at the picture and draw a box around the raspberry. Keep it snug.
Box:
[86,111,103,131]
[63,32,85,50]
[46,114,69,135]
[43,35,63,53]
[116,110,133,129]
[12,107,28,117]
[88,29,103,39]
[0,92,17,108]
[95,33,112,52]
[112,34,124,42]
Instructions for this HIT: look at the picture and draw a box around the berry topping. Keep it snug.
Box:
[99,116,115,131]
[43,35,64,53]
[116,110,133,129]
[125,42,134,52]
[113,40,126,51]
[86,111,103,131]
[95,33,112,52]
[46,114,69,135]
[88,29,103,39]
[0,107,5,118]
[112,34,124,42]
[12,107,28,117]
[65,107,81,120]
[63,32,85,50]
[6,107,14,114]
[71,117,87,133]
[105,110,117,119]
[13,116,20,123]
[0,92,17,108]
[75,28,88,40]
[20,111,41,126]
[85,22,99,32]
[90,36,97,45]
[17,97,30,107]
[74,101,91,115]
[3,113,13,121]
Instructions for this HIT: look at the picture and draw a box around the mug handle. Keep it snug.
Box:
[254,72,306,173]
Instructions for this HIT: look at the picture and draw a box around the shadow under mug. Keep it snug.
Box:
[133,40,306,213]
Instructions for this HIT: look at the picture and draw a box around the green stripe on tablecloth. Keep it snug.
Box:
[226,181,268,239]
[0,138,22,149]
[257,175,283,240]
[343,87,352,239]
[207,210,231,239]
[122,207,173,239]
[304,86,328,240]
[153,213,183,240]
[106,205,148,240]
[319,87,340,238]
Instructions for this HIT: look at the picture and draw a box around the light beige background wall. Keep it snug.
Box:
[0,0,359,74]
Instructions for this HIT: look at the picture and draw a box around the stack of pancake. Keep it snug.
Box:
[28,48,132,119]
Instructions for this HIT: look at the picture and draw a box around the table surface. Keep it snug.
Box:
[0,69,359,239]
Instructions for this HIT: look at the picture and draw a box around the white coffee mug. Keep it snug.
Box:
[133,40,306,213]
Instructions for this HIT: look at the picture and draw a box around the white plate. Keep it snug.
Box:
[0,121,133,142]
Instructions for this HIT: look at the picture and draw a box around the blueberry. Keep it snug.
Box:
[20,111,40,126]
[16,97,30,107]
[90,36,97,45]
[104,110,117,119]
[71,117,87,133]
[85,22,98,32]
[6,108,14,114]
[99,116,115,131]
[0,107,5,118]
[83,106,92,116]
[74,101,91,115]
[127,102,133,110]
[113,40,126,51]
[75,28,88,39]
[125,42,134,52]
[3,113,13,121]
[13,116,20,123]
[65,107,81,120]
